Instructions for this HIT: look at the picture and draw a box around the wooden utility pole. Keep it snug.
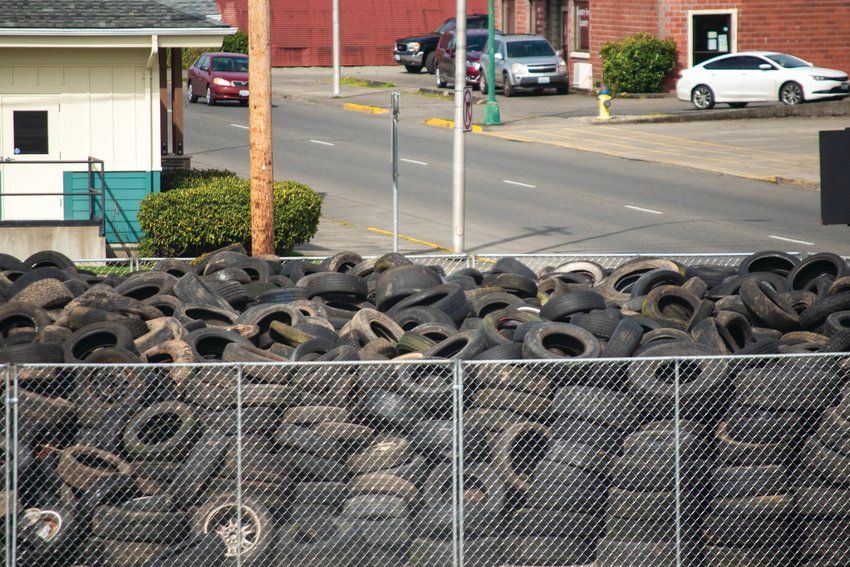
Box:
[248,0,275,255]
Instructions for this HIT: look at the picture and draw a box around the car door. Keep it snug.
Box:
[493,39,507,87]
[704,56,746,100]
[737,56,775,100]
[189,54,208,96]
[745,56,780,100]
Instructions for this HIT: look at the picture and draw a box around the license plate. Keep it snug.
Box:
[538,77,550,84]
[394,54,400,61]
[239,90,249,97]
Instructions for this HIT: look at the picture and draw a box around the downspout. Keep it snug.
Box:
[146,35,159,176]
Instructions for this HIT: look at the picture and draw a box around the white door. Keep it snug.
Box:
[0,96,64,221]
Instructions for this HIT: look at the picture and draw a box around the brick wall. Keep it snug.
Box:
[573,0,850,90]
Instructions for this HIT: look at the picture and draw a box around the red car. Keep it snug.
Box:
[187,52,249,106]
[435,29,489,89]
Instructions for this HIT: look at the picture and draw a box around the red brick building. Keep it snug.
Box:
[216,0,850,91]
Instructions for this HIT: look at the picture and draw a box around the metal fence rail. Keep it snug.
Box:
[5,353,849,567]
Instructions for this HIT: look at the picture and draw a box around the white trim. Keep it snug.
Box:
[686,9,737,68]
[0,27,235,36]
[569,51,590,60]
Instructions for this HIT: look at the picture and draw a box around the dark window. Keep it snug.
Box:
[13,111,48,155]
[739,56,768,70]
[704,56,744,70]
[575,1,590,52]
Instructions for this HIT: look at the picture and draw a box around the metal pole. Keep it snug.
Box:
[391,91,400,252]
[452,360,464,567]
[483,0,501,124]
[674,358,682,567]
[452,0,467,254]
[332,0,340,96]
[236,364,243,567]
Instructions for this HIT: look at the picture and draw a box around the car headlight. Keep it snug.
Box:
[811,75,827,81]
[408,42,421,52]
[557,61,567,73]
[213,77,232,86]
[511,63,527,74]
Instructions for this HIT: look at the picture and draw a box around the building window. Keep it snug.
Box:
[574,1,589,52]
[13,111,49,155]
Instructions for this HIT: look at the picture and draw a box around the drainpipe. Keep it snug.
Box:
[145,35,159,176]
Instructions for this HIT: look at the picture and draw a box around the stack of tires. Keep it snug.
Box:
[2,247,850,567]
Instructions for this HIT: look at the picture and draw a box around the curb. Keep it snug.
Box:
[343,102,388,114]
[423,118,484,132]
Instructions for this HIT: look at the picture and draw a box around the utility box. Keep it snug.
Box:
[819,127,850,224]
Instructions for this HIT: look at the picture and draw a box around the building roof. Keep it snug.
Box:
[0,0,228,30]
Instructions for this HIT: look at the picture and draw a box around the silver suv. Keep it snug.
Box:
[479,34,568,96]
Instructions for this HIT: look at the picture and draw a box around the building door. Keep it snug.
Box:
[0,96,64,221]
[692,13,732,66]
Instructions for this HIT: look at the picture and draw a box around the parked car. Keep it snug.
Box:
[676,51,850,110]
[435,29,490,89]
[393,14,488,74]
[479,34,568,97]
[187,52,250,106]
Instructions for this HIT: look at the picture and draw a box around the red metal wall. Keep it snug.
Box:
[217,0,489,67]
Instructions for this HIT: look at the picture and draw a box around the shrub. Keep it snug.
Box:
[181,31,248,69]
[160,168,237,192]
[600,33,677,94]
[139,174,322,257]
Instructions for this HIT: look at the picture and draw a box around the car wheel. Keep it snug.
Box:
[480,74,489,95]
[425,51,437,74]
[779,81,804,105]
[503,73,514,97]
[436,68,447,88]
[691,84,715,110]
[205,85,216,106]
[188,81,198,103]
[728,102,748,109]
[404,65,423,73]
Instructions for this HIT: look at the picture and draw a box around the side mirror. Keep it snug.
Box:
[494,53,503,60]
[758,63,773,70]
[447,48,455,56]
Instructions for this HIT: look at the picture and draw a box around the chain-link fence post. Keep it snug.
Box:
[452,359,464,567]
[674,357,682,567]
[236,363,244,567]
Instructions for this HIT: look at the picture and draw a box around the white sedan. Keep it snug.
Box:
[676,51,849,110]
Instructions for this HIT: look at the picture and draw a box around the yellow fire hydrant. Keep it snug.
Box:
[597,83,612,119]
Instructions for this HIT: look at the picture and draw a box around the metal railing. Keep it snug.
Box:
[1,157,106,236]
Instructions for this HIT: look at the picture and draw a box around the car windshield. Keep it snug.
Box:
[765,54,809,68]
[468,36,487,51]
[506,40,555,58]
[211,57,249,72]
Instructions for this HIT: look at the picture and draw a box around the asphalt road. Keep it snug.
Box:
[182,96,850,256]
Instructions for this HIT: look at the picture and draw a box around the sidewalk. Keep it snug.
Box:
[273,66,850,256]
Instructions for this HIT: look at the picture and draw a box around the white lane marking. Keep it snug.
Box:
[310,139,335,146]
[625,205,663,215]
[401,158,429,165]
[503,179,536,188]
[769,235,815,246]
[230,124,249,130]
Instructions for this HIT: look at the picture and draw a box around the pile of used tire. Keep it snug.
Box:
[2,247,850,567]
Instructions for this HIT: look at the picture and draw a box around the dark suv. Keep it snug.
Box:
[393,14,488,74]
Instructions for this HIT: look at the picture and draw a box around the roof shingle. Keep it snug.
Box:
[1,0,228,29]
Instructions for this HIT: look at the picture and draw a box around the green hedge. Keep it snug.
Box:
[139,171,322,257]
[181,31,249,69]
[600,33,677,94]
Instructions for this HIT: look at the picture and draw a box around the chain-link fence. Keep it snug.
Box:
[6,353,849,567]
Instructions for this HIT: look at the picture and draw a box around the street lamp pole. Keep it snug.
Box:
[483,0,500,125]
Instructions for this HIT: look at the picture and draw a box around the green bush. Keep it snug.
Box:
[139,174,322,257]
[181,31,248,69]
[160,168,238,192]
[600,33,677,94]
